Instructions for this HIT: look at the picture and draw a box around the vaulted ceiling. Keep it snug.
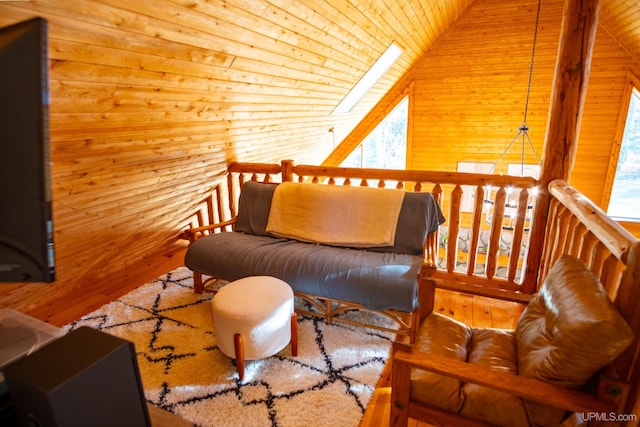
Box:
[2,0,640,319]
[600,0,640,65]
[2,1,639,167]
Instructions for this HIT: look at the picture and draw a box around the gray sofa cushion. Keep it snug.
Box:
[184,232,422,312]
[234,181,277,236]
[369,190,445,255]
[234,181,444,256]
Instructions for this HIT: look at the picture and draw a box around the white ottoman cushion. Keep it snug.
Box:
[212,276,294,360]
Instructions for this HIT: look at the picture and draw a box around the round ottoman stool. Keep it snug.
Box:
[211,276,298,380]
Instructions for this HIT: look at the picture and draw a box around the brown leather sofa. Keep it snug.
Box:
[390,255,635,427]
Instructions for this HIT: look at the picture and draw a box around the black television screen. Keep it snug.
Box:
[0,17,55,282]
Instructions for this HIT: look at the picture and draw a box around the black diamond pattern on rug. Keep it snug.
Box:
[65,267,396,427]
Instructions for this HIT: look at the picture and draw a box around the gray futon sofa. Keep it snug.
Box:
[184,181,445,336]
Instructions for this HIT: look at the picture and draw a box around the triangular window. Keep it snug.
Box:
[340,96,408,169]
[608,87,640,221]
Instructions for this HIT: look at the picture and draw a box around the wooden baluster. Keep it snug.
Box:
[378,180,385,188]
[424,231,438,273]
[550,206,571,266]
[578,232,598,265]
[396,181,404,189]
[508,189,529,282]
[538,199,561,284]
[541,203,561,277]
[564,216,581,255]
[467,185,484,276]
[567,222,587,258]
[215,185,224,228]
[344,177,351,186]
[418,182,439,273]
[600,254,623,298]
[486,187,506,280]
[204,193,213,227]
[427,183,443,270]
[360,179,368,186]
[228,173,238,220]
[432,184,443,205]
[591,243,608,279]
[328,177,335,185]
[197,209,205,229]
[446,185,462,273]
[281,159,294,182]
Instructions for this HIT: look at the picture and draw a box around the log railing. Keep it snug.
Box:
[185,160,541,303]
[183,163,640,408]
[540,180,638,299]
[539,180,640,415]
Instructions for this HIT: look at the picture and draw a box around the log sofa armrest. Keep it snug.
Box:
[391,345,618,417]
[179,217,237,244]
[421,229,439,278]
[417,228,440,319]
[419,261,437,279]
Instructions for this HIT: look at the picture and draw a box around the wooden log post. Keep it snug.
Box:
[281,159,294,182]
[523,0,601,293]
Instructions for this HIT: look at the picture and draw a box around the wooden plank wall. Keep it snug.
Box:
[326,0,640,236]
[1,0,640,323]
[0,0,473,322]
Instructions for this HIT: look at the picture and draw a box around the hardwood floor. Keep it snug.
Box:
[360,288,526,427]
[22,253,525,427]
[23,247,188,326]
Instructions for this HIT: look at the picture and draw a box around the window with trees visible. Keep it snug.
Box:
[340,96,408,169]
[608,87,640,222]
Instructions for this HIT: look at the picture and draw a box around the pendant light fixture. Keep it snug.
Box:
[486,0,543,230]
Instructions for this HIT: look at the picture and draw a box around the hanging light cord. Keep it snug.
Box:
[522,0,542,128]
[489,0,542,175]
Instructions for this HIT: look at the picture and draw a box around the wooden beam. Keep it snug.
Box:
[523,0,601,293]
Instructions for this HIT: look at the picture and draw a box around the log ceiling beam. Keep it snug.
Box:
[524,0,601,293]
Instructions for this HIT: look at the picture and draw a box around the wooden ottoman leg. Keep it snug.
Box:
[193,272,204,294]
[290,312,298,357]
[234,333,245,381]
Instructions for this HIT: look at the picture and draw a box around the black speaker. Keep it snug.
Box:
[3,326,151,427]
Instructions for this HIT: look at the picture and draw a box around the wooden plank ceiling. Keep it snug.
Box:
[601,0,640,65]
[0,0,640,320]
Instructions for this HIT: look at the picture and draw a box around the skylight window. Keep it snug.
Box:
[608,87,640,221]
[332,43,402,115]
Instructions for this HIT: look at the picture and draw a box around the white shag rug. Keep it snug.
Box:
[65,267,396,427]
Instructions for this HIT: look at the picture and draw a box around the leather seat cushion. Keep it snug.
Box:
[460,328,529,427]
[410,312,470,413]
[411,313,530,426]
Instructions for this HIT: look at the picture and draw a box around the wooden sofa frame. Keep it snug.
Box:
[181,159,540,343]
[390,179,640,426]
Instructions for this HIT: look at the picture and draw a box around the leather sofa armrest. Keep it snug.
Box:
[391,345,617,415]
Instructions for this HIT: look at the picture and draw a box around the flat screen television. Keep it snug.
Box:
[0,17,55,282]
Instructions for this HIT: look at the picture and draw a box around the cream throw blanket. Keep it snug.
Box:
[266,182,405,247]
